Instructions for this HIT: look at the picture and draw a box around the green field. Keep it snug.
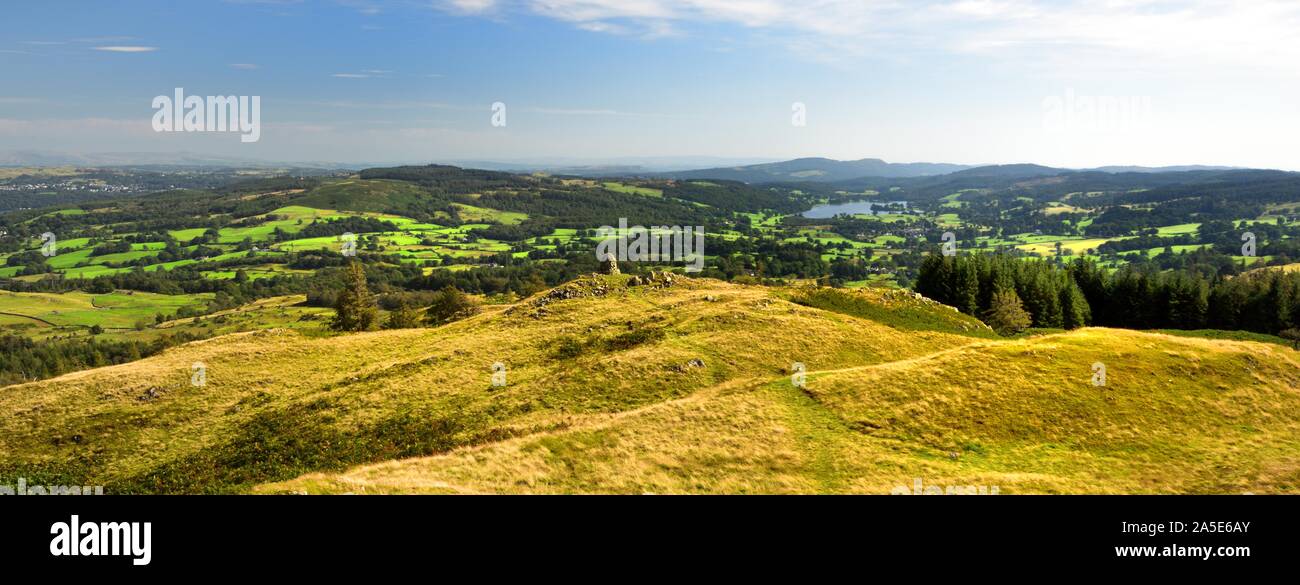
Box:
[0,290,212,330]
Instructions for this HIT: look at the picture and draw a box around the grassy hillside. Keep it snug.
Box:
[2,276,1297,494]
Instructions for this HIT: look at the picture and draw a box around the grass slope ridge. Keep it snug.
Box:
[3,276,1297,494]
[263,329,1300,495]
[0,276,976,493]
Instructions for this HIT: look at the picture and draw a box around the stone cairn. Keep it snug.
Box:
[599,253,620,275]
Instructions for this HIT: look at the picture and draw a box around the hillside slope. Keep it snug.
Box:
[3,276,1298,494]
[0,276,983,493]
[263,329,1300,494]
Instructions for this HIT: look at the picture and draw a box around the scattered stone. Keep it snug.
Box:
[670,358,707,373]
[138,387,162,402]
[705,295,717,302]
[599,254,620,275]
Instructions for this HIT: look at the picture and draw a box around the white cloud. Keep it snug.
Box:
[437,1,1300,71]
[443,0,497,13]
[332,69,394,78]
[93,46,158,53]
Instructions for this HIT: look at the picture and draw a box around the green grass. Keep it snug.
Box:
[602,182,663,198]
[451,203,528,225]
[1157,223,1201,236]
[290,179,434,214]
[0,290,212,329]
[2,278,1298,494]
[788,286,997,338]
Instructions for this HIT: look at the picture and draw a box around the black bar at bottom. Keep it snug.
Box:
[2,495,1284,576]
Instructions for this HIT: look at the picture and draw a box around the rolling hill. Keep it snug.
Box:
[656,157,973,183]
[2,274,1297,494]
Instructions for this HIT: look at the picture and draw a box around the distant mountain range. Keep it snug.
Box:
[651,157,974,182]
[0,150,356,170]
[0,151,1249,183]
[650,159,1246,184]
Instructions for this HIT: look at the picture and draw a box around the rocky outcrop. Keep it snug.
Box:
[599,255,620,275]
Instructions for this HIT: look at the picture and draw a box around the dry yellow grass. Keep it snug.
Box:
[260,328,1300,495]
[0,276,977,493]
[4,274,1299,494]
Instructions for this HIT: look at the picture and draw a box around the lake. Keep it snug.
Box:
[801,200,909,219]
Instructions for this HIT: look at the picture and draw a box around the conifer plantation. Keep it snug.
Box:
[917,254,1300,335]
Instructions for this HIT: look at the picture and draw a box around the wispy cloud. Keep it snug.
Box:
[93,46,158,53]
[290,99,458,110]
[442,0,497,14]
[434,0,1300,70]
[332,69,394,78]
[525,106,673,118]
[335,0,382,15]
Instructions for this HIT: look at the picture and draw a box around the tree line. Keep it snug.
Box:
[916,252,1300,338]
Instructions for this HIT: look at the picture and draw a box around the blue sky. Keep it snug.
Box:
[1,0,1298,169]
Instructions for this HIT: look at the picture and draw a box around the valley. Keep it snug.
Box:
[2,161,1300,494]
